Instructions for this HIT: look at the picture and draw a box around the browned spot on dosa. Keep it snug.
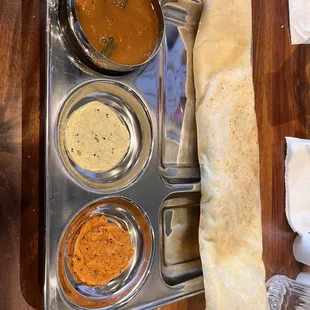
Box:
[68,215,134,286]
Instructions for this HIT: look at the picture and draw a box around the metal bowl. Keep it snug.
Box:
[56,80,153,192]
[59,0,164,73]
[57,197,154,309]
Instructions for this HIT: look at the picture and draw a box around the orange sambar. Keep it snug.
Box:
[75,0,159,65]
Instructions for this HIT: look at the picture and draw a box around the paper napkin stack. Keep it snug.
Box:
[285,137,310,235]
[285,137,310,274]
[288,0,310,44]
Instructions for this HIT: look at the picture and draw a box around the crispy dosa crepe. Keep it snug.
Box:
[194,0,268,309]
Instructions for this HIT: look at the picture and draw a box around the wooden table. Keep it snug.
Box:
[1,0,309,309]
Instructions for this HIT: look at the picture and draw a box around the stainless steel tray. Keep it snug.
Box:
[44,0,204,308]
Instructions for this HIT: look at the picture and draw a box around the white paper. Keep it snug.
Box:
[285,137,310,235]
[293,235,310,266]
[288,0,310,44]
[296,272,310,286]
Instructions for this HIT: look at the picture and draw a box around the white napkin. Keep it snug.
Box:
[285,137,310,235]
[288,0,310,44]
[293,235,310,266]
[296,272,310,286]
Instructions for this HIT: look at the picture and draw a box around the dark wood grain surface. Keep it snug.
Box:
[0,0,309,309]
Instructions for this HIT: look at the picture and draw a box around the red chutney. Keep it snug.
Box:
[68,215,134,286]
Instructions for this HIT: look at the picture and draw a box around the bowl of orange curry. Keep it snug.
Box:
[67,0,164,72]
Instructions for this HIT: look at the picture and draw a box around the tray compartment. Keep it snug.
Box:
[56,80,152,192]
[160,192,202,286]
[158,0,202,184]
[58,197,154,309]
